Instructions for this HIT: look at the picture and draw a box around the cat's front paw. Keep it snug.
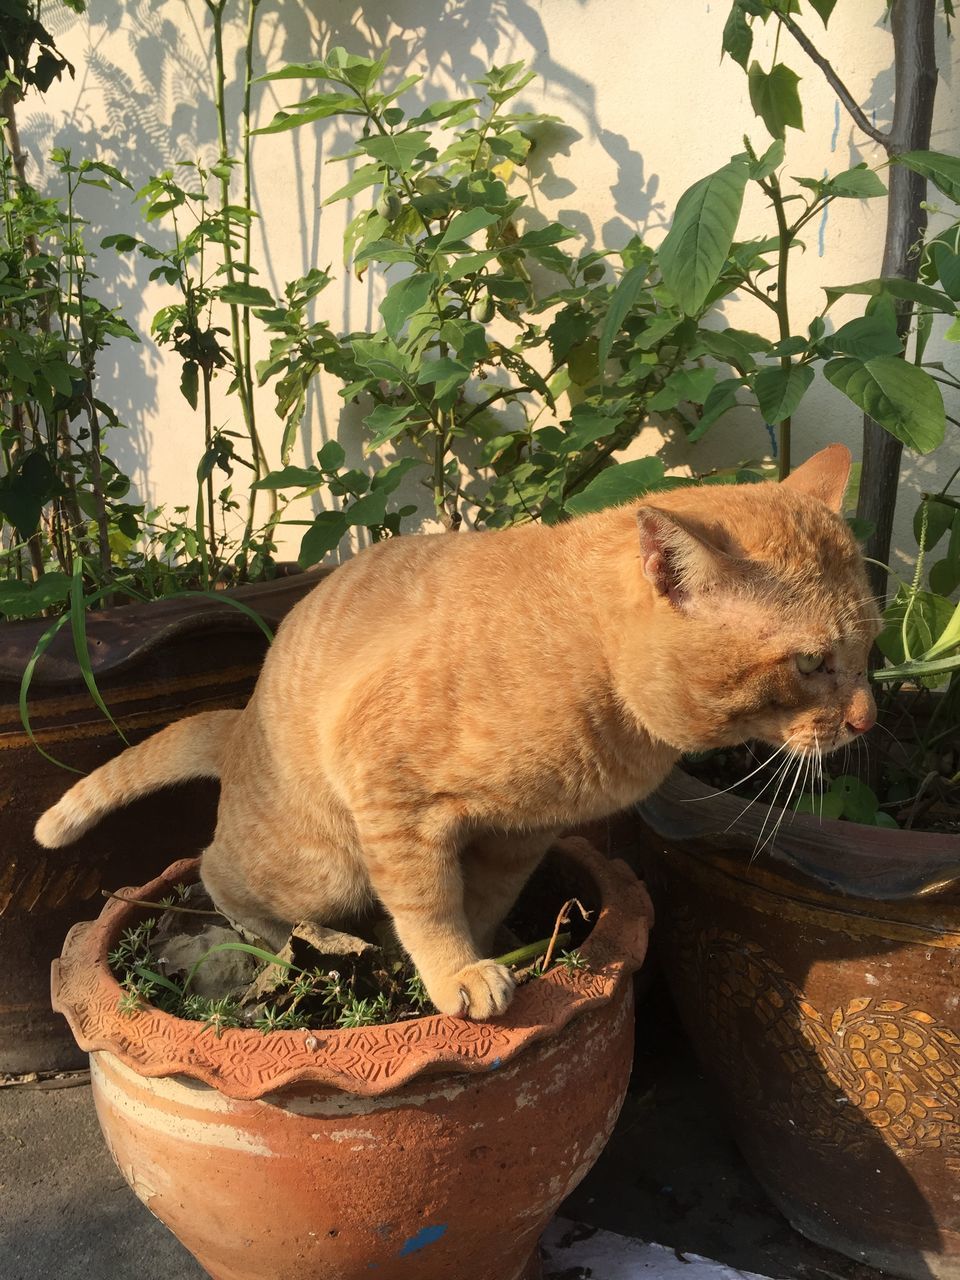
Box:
[429,959,515,1020]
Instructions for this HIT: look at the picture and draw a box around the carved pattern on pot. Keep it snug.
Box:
[52,839,653,1101]
[671,914,960,1155]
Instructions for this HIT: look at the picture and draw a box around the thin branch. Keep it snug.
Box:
[775,11,891,150]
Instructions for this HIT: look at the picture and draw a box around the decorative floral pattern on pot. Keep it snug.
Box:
[675,914,960,1156]
[52,837,652,1100]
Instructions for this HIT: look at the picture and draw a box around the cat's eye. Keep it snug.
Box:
[796,652,825,674]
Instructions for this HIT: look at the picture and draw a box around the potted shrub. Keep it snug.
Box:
[51,837,652,1280]
[632,4,960,1275]
[0,1,328,1072]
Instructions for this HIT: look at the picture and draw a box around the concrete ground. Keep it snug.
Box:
[0,980,877,1280]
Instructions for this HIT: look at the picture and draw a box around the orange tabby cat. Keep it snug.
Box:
[36,444,877,1019]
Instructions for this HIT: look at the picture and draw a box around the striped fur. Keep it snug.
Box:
[35,446,877,1019]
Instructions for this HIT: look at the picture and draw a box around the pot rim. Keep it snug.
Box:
[639,766,960,902]
[0,568,331,689]
[51,836,652,1100]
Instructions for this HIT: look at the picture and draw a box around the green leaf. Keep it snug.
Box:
[794,788,844,819]
[364,403,421,450]
[299,511,348,566]
[722,3,753,68]
[252,92,362,135]
[824,276,954,313]
[42,360,75,397]
[929,556,960,596]
[218,283,274,308]
[689,377,742,441]
[557,403,624,454]
[659,159,749,314]
[416,356,470,407]
[808,0,837,23]
[753,363,814,423]
[345,489,389,527]
[180,361,199,410]
[824,356,944,453]
[253,465,323,491]
[914,497,956,549]
[513,224,578,248]
[748,61,803,140]
[323,164,384,206]
[877,590,956,664]
[648,367,717,411]
[438,208,500,246]
[379,274,434,339]
[932,243,960,301]
[318,439,346,471]
[748,139,785,181]
[829,312,903,359]
[565,457,678,516]
[895,150,960,203]
[832,776,880,824]
[370,456,421,493]
[355,131,431,174]
[598,264,648,370]
[824,164,886,199]
[926,597,960,661]
[101,233,140,251]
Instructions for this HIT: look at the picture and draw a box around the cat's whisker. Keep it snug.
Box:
[789,750,811,827]
[775,750,808,846]
[683,736,797,802]
[751,744,803,856]
[725,750,793,834]
[753,747,806,861]
[722,735,803,831]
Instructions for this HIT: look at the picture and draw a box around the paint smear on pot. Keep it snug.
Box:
[398,1223,448,1256]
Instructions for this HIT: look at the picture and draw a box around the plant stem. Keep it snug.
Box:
[205,0,273,560]
[495,932,571,969]
[766,172,795,480]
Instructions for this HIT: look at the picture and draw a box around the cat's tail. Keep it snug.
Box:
[34,709,241,849]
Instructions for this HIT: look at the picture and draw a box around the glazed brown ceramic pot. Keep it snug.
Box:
[0,571,325,1073]
[638,767,960,1280]
[52,837,650,1280]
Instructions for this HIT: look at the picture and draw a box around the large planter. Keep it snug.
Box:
[638,767,960,1280]
[51,837,650,1280]
[0,570,324,1073]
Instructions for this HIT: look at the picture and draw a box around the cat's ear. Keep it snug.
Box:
[780,443,851,512]
[636,507,727,607]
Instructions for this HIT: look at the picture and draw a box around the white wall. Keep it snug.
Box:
[21,0,960,571]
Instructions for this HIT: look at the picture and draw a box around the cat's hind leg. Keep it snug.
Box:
[199,843,293,951]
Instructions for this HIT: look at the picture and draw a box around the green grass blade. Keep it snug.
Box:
[18,611,82,773]
[183,941,300,992]
[129,964,185,996]
[69,563,129,747]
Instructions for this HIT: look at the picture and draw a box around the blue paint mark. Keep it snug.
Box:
[818,169,830,256]
[830,100,840,152]
[489,1057,502,1070]
[398,1224,448,1257]
[765,423,778,457]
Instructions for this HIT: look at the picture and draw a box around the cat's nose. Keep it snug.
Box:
[845,709,876,735]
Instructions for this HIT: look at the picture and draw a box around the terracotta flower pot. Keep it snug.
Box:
[0,570,325,1073]
[638,767,960,1280]
[51,836,651,1280]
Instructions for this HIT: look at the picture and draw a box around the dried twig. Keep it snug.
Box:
[542,898,592,974]
[101,890,225,918]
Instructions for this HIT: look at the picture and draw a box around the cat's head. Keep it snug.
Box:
[632,444,879,760]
